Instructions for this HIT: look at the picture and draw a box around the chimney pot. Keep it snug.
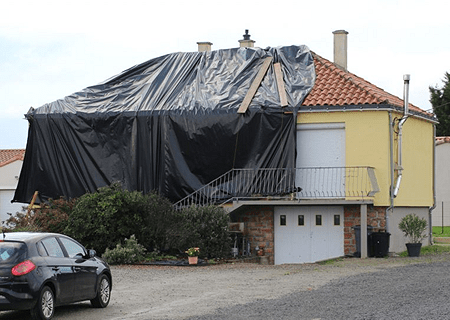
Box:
[197,42,213,52]
[333,30,348,71]
[239,29,255,48]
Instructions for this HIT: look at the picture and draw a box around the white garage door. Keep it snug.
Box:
[0,190,25,224]
[274,206,344,264]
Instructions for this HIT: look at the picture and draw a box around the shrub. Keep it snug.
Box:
[5,198,75,233]
[176,205,232,259]
[398,213,428,243]
[64,182,151,254]
[102,235,146,265]
[63,182,178,255]
[140,191,180,251]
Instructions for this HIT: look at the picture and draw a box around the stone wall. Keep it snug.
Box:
[233,206,274,264]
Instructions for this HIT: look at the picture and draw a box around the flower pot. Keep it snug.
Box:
[406,243,422,257]
[188,256,198,265]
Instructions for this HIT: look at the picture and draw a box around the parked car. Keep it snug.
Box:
[0,232,112,320]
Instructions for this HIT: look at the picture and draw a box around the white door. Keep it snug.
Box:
[296,123,345,198]
[274,206,344,264]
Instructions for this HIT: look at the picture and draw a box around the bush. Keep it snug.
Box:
[140,191,180,251]
[63,182,178,255]
[176,205,232,259]
[5,198,75,233]
[398,213,428,243]
[64,182,150,254]
[102,235,146,265]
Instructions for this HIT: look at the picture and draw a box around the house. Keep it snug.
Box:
[433,137,450,228]
[179,31,436,264]
[14,31,436,264]
[0,149,26,223]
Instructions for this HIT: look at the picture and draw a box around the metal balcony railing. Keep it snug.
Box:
[174,167,379,210]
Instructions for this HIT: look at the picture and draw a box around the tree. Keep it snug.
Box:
[430,72,450,136]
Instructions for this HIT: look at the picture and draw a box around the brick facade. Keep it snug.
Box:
[233,204,387,264]
[233,206,275,265]
[343,205,387,256]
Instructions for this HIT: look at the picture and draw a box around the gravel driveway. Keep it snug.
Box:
[2,254,450,320]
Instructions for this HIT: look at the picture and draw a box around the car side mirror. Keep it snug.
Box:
[88,249,96,258]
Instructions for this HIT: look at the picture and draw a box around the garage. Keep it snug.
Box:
[274,206,344,264]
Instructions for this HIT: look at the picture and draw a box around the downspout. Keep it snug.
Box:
[387,111,394,233]
[429,124,437,245]
[393,74,410,198]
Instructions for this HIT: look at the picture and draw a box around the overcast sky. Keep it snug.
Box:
[1,0,449,149]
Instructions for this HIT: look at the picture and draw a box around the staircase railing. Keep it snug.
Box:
[174,167,379,210]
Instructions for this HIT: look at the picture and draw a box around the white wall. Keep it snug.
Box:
[433,142,450,227]
[0,160,25,224]
[389,207,431,253]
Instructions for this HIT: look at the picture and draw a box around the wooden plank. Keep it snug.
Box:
[274,63,288,107]
[237,57,273,114]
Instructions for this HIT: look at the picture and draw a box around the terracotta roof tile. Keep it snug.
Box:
[436,137,450,145]
[0,149,25,167]
[303,52,430,117]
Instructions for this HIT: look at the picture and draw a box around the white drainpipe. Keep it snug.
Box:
[393,74,410,197]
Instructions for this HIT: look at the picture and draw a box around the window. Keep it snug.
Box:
[334,215,341,226]
[298,215,304,226]
[280,215,286,226]
[315,215,322,226]
[41,237,64,258]
[37,241,48,256]
[59,237,85,258]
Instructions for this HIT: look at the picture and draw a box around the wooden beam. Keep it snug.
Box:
[274,63,288,107]
[237,57,273,114]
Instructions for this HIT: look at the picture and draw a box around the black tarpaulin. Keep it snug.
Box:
[14,45,315,204]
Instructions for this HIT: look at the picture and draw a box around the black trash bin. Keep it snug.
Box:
[353,225,374,257]
[369,232,391,257]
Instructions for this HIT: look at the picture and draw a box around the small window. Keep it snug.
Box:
[41,237,65,258]
[315,215,322,226]
[334,215,341,226]
[37,241,48,256]
[298,215,305,226]
[280,215,286,226]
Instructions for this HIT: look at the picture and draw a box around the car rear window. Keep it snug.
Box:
[0,242,27,263]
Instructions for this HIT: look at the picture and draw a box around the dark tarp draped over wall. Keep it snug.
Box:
[13,45,315,204]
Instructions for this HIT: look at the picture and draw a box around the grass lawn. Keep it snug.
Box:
[398,244,450,257]
[432,226,450,237]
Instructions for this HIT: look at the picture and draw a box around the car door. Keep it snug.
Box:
[58,237,98,301]
[40,237,76,304]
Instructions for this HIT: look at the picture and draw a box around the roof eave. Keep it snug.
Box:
[298,103,438,123]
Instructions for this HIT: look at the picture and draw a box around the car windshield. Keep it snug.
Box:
[0,242,27,263]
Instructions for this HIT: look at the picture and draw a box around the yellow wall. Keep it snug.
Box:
[297,110,434,207]
[395,115,434,206]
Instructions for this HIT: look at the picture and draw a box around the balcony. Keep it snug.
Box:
[174,167,379,210]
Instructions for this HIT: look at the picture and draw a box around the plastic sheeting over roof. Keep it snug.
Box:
[14,45,315,204]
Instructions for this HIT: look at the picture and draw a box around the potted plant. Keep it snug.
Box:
[398,213,427,257]
[185,247,200,265]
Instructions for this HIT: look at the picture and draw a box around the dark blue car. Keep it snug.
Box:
[0,232,112,320]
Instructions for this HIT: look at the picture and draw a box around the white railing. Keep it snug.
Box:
[174,167,379,209]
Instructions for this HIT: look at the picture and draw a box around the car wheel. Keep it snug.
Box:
[30,286,55,320]
[91,274,111,308]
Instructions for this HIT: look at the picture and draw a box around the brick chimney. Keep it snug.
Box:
[197,42,213,52]
[333,30,348,71]
[239,29,255,48]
